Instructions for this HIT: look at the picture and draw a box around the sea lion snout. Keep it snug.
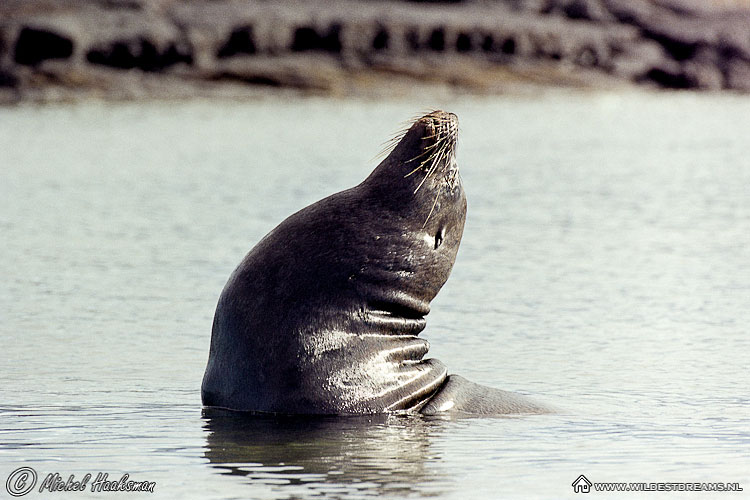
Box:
[413,110,458,146]
[404,110,459,182]
[418,110,458,127]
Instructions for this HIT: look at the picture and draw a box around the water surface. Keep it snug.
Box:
[1,93,749,499]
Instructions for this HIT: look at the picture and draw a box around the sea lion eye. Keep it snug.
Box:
[434,228,444,249]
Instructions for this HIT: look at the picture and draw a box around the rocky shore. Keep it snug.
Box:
[1,0,750,102]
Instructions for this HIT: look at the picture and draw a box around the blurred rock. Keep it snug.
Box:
[1,0,749,101]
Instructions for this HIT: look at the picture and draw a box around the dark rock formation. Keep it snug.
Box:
[14,27,75,66]
[86,38,192,71]
[1,0,749,101]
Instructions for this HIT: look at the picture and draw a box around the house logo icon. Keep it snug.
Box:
[572,474,592,493]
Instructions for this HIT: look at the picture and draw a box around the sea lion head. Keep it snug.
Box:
[361,110,467,306]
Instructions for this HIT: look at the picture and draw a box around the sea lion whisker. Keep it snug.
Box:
[413,153,443,193]
[408,149,431,163]
[405,166,423,178]
[423,131,447,160]
[421,141,442,151]
[413,171,431,193]
[421,188,441,228]
[424,138,450,178]
[406,154,437,179]
[404,150,433,177]
[407,138,446,180]
[374,138,403,160]
[413,136,449,190]
[374,125,414,161]
[414,141,447,192]
[413,176,428,194]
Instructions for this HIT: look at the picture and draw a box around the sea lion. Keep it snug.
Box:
[201,110,549,415]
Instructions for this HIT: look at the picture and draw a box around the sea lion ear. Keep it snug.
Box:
[434,227,444,249]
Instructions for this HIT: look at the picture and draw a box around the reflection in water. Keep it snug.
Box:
[202,409,452,498]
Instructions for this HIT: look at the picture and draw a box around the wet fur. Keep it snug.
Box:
[202,111,550,416]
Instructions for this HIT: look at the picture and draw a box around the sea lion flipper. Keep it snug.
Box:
[420,375,552,416]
